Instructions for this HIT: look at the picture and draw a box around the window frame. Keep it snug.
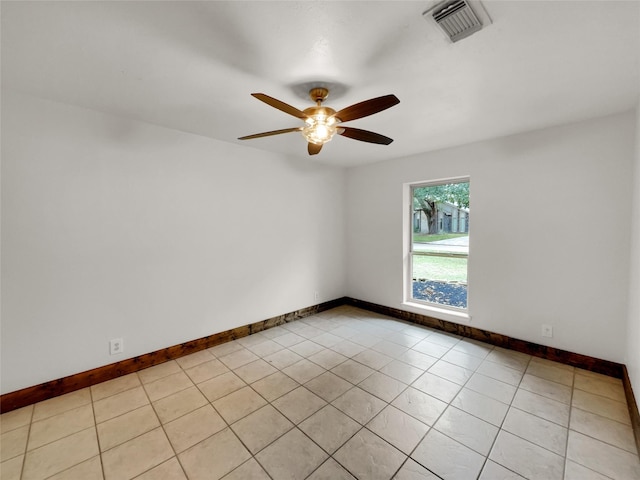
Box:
[403,176,471,322]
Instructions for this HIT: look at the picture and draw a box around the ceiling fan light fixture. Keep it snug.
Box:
[302,112,338,145]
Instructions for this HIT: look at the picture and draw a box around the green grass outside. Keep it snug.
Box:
[413,233,468,243]
[412,255,467,283]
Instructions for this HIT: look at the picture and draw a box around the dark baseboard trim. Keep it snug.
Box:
[0,297,346,413]
[345,298,624,378]
[622,365,640,457]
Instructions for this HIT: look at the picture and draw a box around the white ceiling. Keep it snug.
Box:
[2,1,639,167]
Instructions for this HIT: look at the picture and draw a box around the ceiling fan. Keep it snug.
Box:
[238,87,400,155]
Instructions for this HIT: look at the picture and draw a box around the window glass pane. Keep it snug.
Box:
[411,181,469,310]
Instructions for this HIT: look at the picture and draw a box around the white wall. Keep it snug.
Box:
[347,112,636,364]
[0,91,346,394]
[627,105,640,393]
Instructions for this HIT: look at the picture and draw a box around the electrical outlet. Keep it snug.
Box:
[541,325,553,338]
[314,291,319,301]
[110,338,124,355]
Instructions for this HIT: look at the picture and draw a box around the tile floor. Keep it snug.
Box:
[1,306,639,480]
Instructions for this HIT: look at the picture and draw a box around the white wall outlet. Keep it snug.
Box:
[314,291,319,301]
[541,324,553,338]
[110,338,124,355]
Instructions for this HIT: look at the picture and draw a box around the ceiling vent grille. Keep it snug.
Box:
[431,0,483,42]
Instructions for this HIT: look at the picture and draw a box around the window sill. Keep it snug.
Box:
[402,301,471,323]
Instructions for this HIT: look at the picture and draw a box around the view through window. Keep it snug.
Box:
[410,179,469,309]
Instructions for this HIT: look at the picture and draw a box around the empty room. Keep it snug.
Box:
[1,1,639,479]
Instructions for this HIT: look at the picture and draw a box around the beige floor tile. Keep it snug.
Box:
[412,372,461,403]
[465,373,517,404]
[259,326,288,339]
[136,457,186,480]
[358,371,407,403]
[222,458,270,479]
[434,406,499,456]
[152,386,207,424]
[0,405,33,433]
[572,389,631,425]
[32,389,91,422]
[198,371,246,402]
[330,325,361,340]
[184,358,229,384]
[282,359,325,384]
[367,405,429,455]
[476,360,524,386]
[394,458,440,479]
[1,425,29,462]
[0,454,23,480]
[573,374,627,403]
[256,428,328,480]
[208,341,244,358]
[237,332,268,348]
[91,374,141,402]
[479,460,525,479]
[519,374,572,404]
[28,404,95,451]
[137,361,181,385]
[371,340,409,359]
[451,387,509,427]
[428,360,474,386]
[273,332,306,348]
[352,349,393,370]
[233,359,278,384]
[22,428,99,480]
[489,431,564,480]
[570,407,637,453]
[502,407,568,456]
[101,428,173,480]
[47,456,103,480]
[97,405,159,451]
[386,332,421,348]
[397,349,438,370]
[425,331,461,348]
[412,339,450,358]
[164,405,226,453]
[529,357,575,372]
[231,404,293,454]
[305,372,353,402]
[566,430,640,479]
[263,348,304,369]
[299,405,361,454]
[330,340,367,358]
[451,339,493,359]
[251,371,299,402]
[179,427,251,480]
[307,458,356,480]
[332,387,386,425]
[379,359,423,384]
[308,349,348,369]
[213,386,267,424]
[485,348,531,372]
[175,350,215,370]
[271,386,327,424]
[245,339,284,357]
[511,388,570,427]
[564,459,611,480]
[93,386,149,424]
[313,332,343,348]
[526,361,574,387]
[331,359,375,384]
[289,340,325,357]
[218,348,260,370]
[334,428,406,480]
[392,387,447,426]
[442,349,484,371]
[143,371,193,402]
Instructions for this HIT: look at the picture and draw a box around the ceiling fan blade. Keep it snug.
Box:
[251,93,308,120]
[238,127,301,140]
[338,127,394,145]
[308,142,322,155]
[333,94,400,123]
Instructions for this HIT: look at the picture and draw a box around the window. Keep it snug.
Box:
[407,178,470,311]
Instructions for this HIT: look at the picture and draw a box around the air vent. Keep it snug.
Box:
[430,0,483,43]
